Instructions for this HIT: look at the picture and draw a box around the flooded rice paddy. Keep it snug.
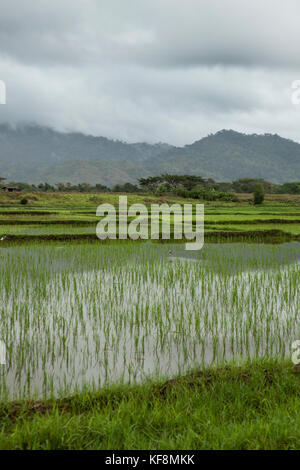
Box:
[0,242,299,399]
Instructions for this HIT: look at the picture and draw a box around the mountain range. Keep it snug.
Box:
[0,124,299,186]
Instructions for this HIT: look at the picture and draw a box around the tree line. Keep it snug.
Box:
[1,175,300,195]
[139,175,300,195]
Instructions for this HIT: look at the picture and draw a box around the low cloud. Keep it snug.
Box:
[0,0,300,145]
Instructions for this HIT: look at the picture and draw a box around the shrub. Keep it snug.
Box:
[253,184,265,205]
[176,188,237,202]
[20,198,28,205]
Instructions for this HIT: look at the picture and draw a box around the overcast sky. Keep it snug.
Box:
[0,0,300,145]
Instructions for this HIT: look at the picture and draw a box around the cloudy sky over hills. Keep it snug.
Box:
[0,0,300,145]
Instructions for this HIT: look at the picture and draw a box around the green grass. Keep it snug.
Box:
[0,191,196,208]
[207,224,300,235]
[0,361,299,450]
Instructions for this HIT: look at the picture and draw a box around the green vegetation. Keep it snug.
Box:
[278,182,300,194]
[253,184,265,205]
[0,361,299,450]
[154,130,300,183]
[2,173,300,199]
[1,126,300,185]
[0,191,300,243]
[0,241,298,400]
[0,190,299,450]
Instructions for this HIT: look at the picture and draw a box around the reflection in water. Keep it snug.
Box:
[0,242,299,399]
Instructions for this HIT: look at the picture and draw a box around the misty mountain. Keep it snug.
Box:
[0,125,299,186]
[0,124,173,165]
[153,130,300,183]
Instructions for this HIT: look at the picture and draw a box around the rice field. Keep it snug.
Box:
[1,195,300,243]
[0,241,299,401]
[0,194,299,449]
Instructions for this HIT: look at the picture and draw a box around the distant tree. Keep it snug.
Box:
[159,174,181,188]
[122,182,139,193]
[138,174,208,192]
[38,182,56,192]
[277,182,300,194]
[138,176,161,191]
[155,184,168,195]
[20,198,28,205]
[253,184,265,204]
[112,182,139,193]
[77,183,92,193]
[181,175,206,191]
[95,184,110,193]
[233,178,275,194]
[56,182,67,192]
[215,182,234,192]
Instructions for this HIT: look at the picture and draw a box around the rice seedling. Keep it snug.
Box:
[0,241,298,401]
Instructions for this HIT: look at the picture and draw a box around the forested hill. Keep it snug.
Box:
[0,125,299,185]
[152,130,300,183]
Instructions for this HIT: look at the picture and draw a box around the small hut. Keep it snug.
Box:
[1,186,22,192]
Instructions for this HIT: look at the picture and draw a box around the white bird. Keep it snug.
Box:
[0,236,7,241]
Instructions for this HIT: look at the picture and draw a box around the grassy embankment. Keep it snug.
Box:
[0,361,299,450]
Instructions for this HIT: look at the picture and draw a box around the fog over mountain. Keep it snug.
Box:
[1,1,300,146]
[1,1,300,186]
[0,125,299,186]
